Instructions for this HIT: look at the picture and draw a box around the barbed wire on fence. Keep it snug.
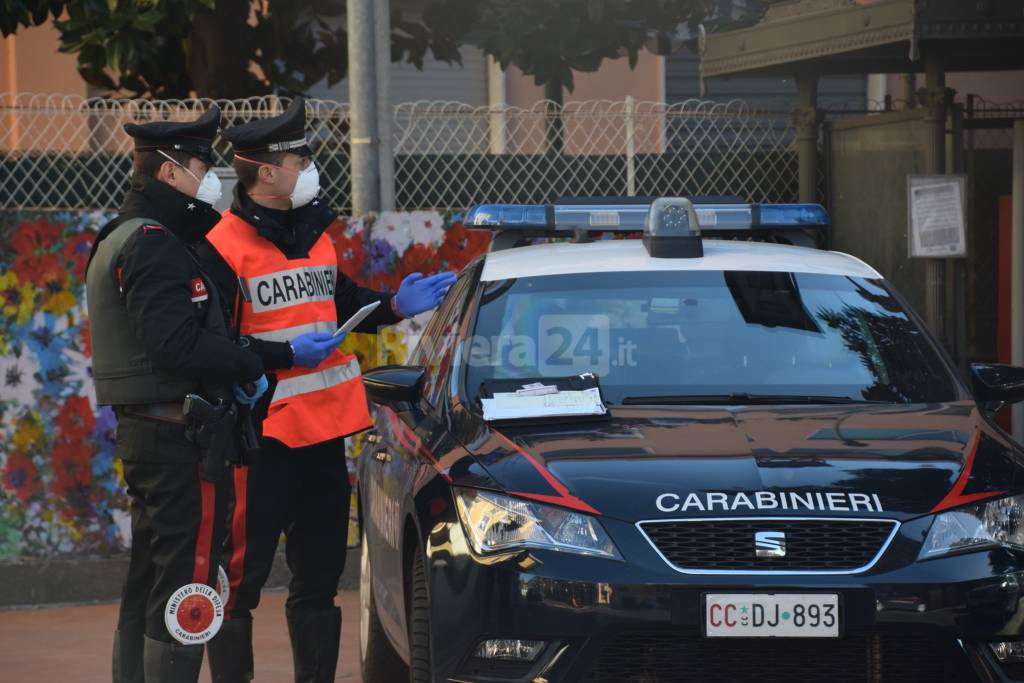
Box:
[391,98,800,208]
[1,93,352,212]
[3,93,805,212]
[964,97,1024,118]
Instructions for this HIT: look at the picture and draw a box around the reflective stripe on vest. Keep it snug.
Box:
[206,210,372,448]
[273,356,361,402]
[250,321,335,344]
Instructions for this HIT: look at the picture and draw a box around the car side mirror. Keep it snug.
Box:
[363,365,426,409]
[970,363,1024,409]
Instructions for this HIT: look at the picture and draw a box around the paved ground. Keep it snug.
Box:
[0,590,363,682]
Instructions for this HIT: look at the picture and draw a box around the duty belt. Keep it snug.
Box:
[122,401,187,425]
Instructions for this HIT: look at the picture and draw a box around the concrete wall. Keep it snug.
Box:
[668,50,867,111]
[504,50,665,107]
[503,51,667,156]
[828,110,929,314]
[1,21,93,154]
[0,21,88,95]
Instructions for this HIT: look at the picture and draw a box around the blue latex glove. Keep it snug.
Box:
[234,374,269,407]
[290,331,347,368]
[394,271,458,317]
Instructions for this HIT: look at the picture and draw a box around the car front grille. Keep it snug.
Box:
[583,627,962,683]
[639,517,897,572]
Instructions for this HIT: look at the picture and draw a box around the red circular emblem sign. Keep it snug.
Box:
[177,594,215,633]
[164,583,224,644]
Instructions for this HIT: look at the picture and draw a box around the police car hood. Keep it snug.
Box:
[466,402,1017,523]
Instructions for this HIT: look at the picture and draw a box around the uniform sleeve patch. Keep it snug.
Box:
[191,277,209,303]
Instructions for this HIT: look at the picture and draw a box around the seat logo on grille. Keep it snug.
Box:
[755,531,786,558]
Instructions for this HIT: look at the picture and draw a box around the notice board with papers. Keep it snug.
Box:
[907,174,967,258]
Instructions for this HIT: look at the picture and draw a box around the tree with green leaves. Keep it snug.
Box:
[1,0,715,100]
[425,0,716,150]
[0,0,464,98]
[424,0,714,104]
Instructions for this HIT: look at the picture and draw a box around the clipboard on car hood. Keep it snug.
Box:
[478,373,610,423]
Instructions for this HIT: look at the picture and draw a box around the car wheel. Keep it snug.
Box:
[360,524,408,683]
[408,549,432,683]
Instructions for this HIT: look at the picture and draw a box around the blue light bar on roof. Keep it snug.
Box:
[552,203,649,229]
[693,205,753,230]
[759,203,829,226]
[692,204,829,230]
[465,204,548,226]
[464,203,650,229]
[464,200,829,231]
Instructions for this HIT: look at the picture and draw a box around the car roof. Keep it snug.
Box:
[479,238,882,282]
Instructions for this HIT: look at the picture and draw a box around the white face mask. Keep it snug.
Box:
[158,150,223,206]
[289,162,320,208]
[194,170,223,206]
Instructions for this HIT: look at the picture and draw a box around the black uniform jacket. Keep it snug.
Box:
[90,175,265,387]
[197,186,402,373]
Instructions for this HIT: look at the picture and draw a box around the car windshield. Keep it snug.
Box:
[464,270,959,406]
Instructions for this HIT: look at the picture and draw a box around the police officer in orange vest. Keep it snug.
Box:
[87,108,269,683]
[198,98,455,682]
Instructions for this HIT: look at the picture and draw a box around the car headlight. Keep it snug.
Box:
[920,494,1024,558]
[454,487,620,559]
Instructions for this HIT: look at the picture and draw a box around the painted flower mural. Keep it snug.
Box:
[325,214,488,547]
[438,219,492,272]
[0,211,121,558]
[1,210,490,559]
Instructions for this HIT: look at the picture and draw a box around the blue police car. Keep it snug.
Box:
[357,196,1024,683]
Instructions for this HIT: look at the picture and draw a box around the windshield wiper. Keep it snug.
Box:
[621,393,884,406]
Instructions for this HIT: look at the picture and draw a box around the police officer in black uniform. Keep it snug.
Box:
[198,99,454,683]
[86,108,269,683]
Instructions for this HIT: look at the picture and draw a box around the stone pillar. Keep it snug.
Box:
[374,0,395,211]
[795,74,821,203]
[347,0,380,215]
[919,53,953,342]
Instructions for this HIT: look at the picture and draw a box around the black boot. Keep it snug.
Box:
[142,635,204,683]
[207,618,255,682]
[286,607,342,683]
[112,628,144,683]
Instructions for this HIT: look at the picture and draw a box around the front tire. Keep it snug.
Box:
[360,523,408,683]
[408,550,433,683]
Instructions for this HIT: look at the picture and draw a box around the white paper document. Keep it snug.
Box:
[515,382,559,396]
[908,176,967,258]
[481,387,606,421]
[333,300,381,337]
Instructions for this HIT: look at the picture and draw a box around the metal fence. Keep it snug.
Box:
[2,93,802,212]
[0,93,351,211]
[392,99,801,208]
[966,96,1024,151]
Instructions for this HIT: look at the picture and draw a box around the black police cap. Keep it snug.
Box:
[123,106,220,165]
[221,97,312,157]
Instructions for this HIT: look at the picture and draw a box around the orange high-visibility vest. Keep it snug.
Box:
[207,210,371,448]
